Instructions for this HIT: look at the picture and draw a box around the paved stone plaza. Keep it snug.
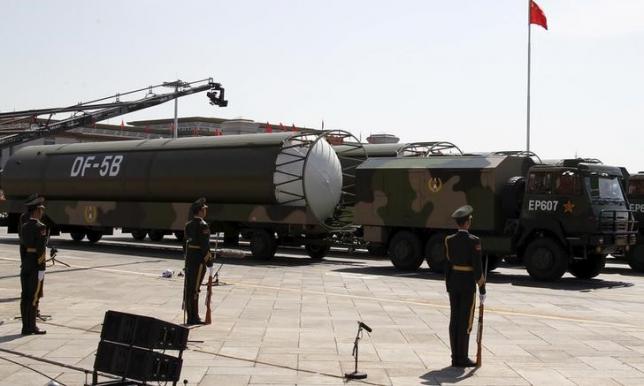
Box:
[2,232,644,385]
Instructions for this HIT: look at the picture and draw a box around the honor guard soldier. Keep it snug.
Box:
[19,194,48,335]
[183,197,215,325]
[444,205,486,367]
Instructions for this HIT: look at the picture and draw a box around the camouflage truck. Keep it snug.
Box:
[0,131,365,260]
[626,171,644,271]
[354,154,637,281]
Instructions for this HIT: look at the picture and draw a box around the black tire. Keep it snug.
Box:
[131,230,147,241]
[485,254,502,272]
[569,254,606,279]
[174,231,184,242]
[70,231,85,242]
[425,233,446,273]
[305,243,330,259]
[388,230,423,271]
[523,238,569,281]
[250,230,277,260]
[86,230,102,243]
[627,245,644,272]
[148,230,165,242]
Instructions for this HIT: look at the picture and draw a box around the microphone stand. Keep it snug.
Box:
[345,323,369,379]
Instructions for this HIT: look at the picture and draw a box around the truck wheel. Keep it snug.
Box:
[70,231,86,242]
[131,230,147,241]
[524,238,569,281]
[86,230,102,243]
[250,230,277,260]
[305,243,330,259]
[174,231,184,242]
[485,254,501,272]
[425,233,446,273]
[627,245,644,272]
[569,254,606,279]
[388,231,423,270]
[148,230,164,242]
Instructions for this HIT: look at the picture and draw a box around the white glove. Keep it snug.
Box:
[38,270,45,281]
[479,293,486,305]
[207,266,213,278]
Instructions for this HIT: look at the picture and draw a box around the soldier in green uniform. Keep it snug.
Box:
[183,197,214,325]
[444,205,486,367]
[19,194,48,335]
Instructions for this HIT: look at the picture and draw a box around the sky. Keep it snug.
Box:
[1,0,643,172]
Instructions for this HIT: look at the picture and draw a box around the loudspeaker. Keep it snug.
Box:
[101,310,188,350]
[94,341,182,382]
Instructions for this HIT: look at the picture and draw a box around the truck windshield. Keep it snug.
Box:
[584,176,624,200]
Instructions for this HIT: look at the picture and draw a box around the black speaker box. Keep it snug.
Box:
[94,341,182,382]
[100,310,188,350]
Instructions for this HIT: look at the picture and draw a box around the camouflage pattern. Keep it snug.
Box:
[354,155,533,233]
[354,155,636,265]
[0,199,326,233]
[520,161,635,255]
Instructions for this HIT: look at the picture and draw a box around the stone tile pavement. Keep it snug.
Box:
[1,232,644,385]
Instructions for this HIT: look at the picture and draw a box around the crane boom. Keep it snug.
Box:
[0,78,227,149]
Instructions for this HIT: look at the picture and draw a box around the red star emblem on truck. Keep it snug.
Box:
[563,200,575,214]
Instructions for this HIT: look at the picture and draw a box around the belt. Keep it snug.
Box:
[188,245,201,249]
[26,248,37,253]
[452,265,473,272]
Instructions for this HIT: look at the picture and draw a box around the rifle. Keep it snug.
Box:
[476,256,489,367]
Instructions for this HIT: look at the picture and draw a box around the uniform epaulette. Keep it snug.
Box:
[468,234,480,241]
[199,219,208,226]
[446,234,457,241]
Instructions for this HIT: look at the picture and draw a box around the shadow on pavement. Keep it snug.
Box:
[0,333,25,344]
[332,264,634,291]
[420,366,476,385]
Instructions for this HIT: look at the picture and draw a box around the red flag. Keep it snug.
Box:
[530,0,548,30]
[265,122,272,133]
[120,120,125,130]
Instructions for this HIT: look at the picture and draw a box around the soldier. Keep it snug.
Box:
[444,205,486,367]
[183,197,214,325]
[19,194,48,335]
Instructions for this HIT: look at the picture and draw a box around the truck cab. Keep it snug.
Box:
[626,172,644,270]
[519,159,637,280]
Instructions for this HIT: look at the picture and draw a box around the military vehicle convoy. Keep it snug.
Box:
[0,129,637,281]
[626,171,644,271]
[0,131,365,260]
[354,153,637,281]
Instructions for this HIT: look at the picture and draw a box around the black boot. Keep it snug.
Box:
[20,302,30,335]
[455,333,473,367]
[30,305,46,335]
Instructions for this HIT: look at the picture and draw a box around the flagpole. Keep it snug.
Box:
[526,0,532,152]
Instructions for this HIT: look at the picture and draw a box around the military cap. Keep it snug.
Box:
[190,197,208,214]
[451,204,473,219]
[24,193,45,208]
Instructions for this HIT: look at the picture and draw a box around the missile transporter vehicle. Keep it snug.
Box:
[626,171,644,271]
[354,149,637,281]
[0,131,365,260]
